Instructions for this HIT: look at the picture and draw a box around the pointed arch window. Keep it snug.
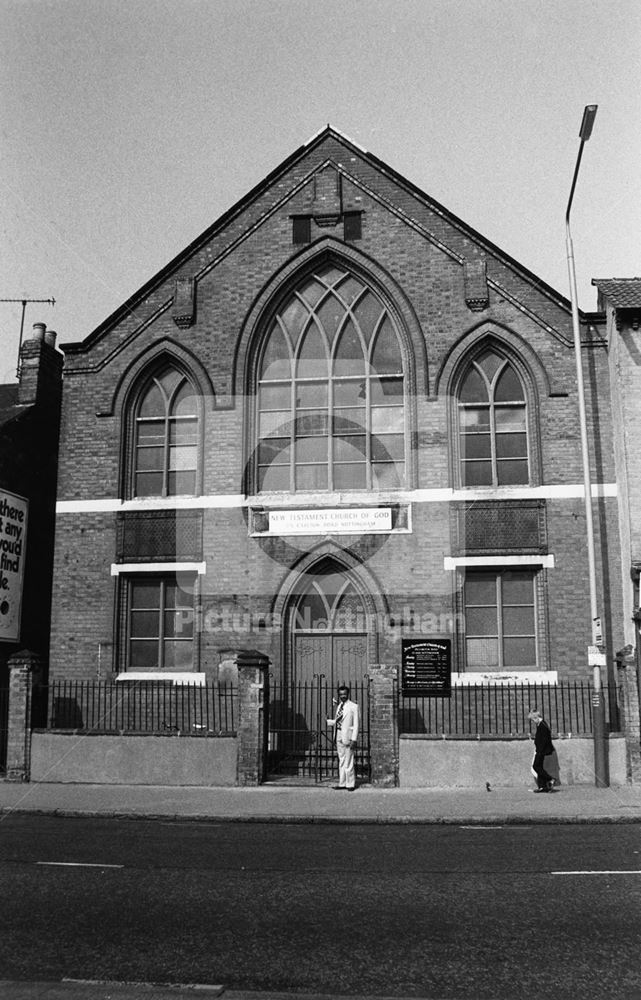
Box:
[257,263,406,492]
[457,348,529,486]
[294,567,368,633]
[133,367,199,497]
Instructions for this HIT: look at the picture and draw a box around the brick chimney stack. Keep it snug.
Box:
[17,323,63,407]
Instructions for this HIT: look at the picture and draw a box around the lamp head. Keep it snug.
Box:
[579,105,598,141]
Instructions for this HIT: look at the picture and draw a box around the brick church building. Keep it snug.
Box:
[44,128,640,784]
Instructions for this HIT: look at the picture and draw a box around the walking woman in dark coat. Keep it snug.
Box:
[528,709,556,792]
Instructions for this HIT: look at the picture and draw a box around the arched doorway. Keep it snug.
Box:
[267,560,372,783]
[292,563,369,687]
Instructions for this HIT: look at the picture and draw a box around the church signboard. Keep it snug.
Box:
[401,638,452,696]
[268,507,393,535]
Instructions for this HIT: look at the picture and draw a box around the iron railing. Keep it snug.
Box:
[399,681,618,737]
[44,680,238,735]
[41,677,618,742]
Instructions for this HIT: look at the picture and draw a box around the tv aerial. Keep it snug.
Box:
[0,297,56,376]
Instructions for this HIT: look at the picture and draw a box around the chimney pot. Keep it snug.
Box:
[44,329,57,347]
[32,323,46,342]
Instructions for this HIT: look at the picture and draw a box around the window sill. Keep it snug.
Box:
[115,672,205,686]
[452,671,558,685]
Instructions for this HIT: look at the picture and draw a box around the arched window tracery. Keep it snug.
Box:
[293,568,368,633]
[133,366,199,497]
[256,262,406,493]
[457,347,529,486]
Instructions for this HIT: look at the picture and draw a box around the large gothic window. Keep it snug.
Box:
[457,348,529,486]
[133,367,199,497]
[256,263,406,492]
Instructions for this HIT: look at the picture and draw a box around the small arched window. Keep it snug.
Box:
[256,263,406,492]
[294,569,367,633]
[457,348,529,486]
[133,367,199,497]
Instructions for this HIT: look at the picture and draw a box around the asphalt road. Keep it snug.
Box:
[0,815,640,999]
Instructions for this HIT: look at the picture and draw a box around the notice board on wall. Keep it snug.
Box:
[401,639,451,696]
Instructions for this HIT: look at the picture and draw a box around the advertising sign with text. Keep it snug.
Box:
[0,489,28,643]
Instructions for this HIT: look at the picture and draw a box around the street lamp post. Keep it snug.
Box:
[565,104,609,787]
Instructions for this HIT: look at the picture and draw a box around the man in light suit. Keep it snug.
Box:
[327,684,359,791]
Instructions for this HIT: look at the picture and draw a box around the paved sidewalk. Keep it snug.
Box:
[0,985,435,1000]
[0,778,640,824]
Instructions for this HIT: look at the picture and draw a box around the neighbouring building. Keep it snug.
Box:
[44,128,638,784]
[592,278,641,779]
[0,326,62,677]
[591,279,641,645]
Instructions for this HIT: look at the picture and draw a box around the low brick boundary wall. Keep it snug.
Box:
[30,731,238,786]
[399,734,628,788]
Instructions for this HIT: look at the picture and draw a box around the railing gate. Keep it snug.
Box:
[267,674,370,784]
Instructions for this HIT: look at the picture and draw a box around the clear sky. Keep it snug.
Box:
[1,0,640,382]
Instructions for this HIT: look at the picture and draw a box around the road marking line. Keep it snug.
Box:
[552,870,641,875]
[37,861,124,868]
[459,825,504,829]
[63,980,223,993]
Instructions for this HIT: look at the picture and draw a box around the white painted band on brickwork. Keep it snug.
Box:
[115,671,206,685]
[57,482,617,514]
[110,562,206,575]
[452,671,559,685]
[443,555,555,570]
[57,496,244,513]
[442,483,617,500]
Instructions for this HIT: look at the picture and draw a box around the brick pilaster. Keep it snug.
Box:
[368,663,398,786]
[236,649,270,786]
[5,650,42,781]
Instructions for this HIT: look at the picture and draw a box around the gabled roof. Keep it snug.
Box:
[63,125,577,354]
[592,278,641,310]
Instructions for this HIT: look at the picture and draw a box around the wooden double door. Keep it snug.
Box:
[267,632,370,782]
[293,632,368,688]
